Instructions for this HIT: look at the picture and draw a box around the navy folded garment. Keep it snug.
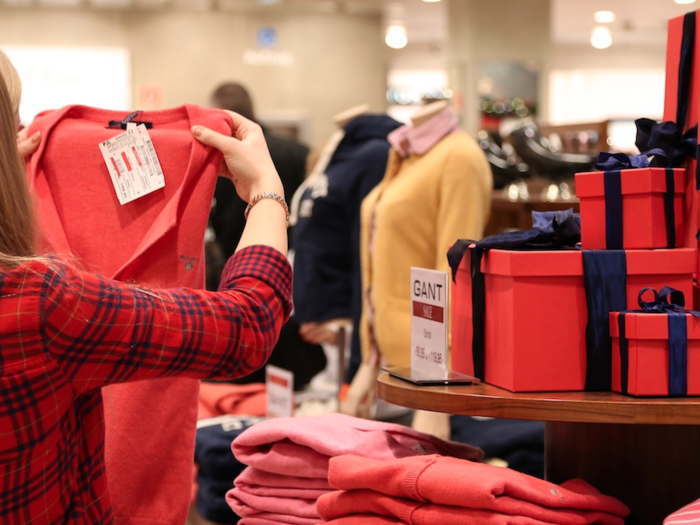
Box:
[450,415,544,478]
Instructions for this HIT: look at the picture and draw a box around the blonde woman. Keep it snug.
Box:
[0,51,291,524]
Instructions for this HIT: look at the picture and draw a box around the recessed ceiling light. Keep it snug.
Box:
[591,26,613,49]
[593,10,615,24]
[422,0,442,3]
[675,0,697,5]
[385,24,408,49]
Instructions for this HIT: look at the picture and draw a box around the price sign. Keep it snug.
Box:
[265,365,294,418]
[410,267,449,379]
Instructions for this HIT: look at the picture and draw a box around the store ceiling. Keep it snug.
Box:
[1,0,697,47]
[552,0,697,46]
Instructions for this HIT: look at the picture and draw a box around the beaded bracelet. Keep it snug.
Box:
[244,192,290,228]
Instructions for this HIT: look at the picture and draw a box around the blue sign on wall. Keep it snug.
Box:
[257,27,278,49]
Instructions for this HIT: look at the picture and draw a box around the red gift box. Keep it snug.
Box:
[664,11,700,257]
[451,248,695,392]
[575,168,685,250]
[610,311,700,396]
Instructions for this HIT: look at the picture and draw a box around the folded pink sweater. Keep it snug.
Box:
[327,455,629,521]
[317,489,625,525]
[227,488,318,519]
[665,498,700,524]
[231,413,483,478]
[236,466,333,496]
[237,513,319,525]
[321,516,404,525]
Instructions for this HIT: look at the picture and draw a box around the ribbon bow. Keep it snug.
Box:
[637,287,700,318]
[635,118,697,167]
[594,120,697,171]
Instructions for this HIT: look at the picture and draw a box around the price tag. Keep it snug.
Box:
[265,365,294,418]
[98,123,165,205]
[410,267,449,379]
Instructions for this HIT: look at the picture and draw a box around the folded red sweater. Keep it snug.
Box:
[327,455,629,521]
[27,104,232,525]
[317,489,626,525]
[232,413,483,478]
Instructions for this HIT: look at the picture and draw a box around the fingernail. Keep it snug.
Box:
[191,126,202,136]
[31,132,41,142]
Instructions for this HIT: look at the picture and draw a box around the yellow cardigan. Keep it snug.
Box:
[359,130,492,368]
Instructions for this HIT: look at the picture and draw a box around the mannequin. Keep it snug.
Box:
[342,101,492,439]
[291,104,401,396]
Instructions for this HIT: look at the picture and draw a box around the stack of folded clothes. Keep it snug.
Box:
[226,413,484,525]
[316,455,630,525]
[664,498,700,524]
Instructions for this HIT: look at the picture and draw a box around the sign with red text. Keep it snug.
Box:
[265,365,294,418]
[410,267,449,379]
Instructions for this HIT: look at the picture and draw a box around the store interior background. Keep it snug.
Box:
[0,0,688,158]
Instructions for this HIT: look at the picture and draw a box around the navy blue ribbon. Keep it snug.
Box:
[617,287,700,396]
[664,168,677,249]
[603,171,623,250]
[582,251,627,391]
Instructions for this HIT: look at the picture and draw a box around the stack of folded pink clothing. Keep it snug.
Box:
[226,413,484,525]
[317,455,630,525]
[664,498,700,524]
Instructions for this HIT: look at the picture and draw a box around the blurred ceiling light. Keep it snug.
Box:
[591,26,612,49]
[90,0,134,7]
[422,0,441,3]
[385,24,408,49]
[37,0,83,6]
[674,0,696,4]
[593,10,615,24]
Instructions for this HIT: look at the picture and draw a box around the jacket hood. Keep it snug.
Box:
[341,113,403,145]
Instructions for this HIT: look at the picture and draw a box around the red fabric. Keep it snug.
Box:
[321,518,404,525]
[327,455,630,523]
[237,515,318,525]
[665,497,700,524]
[321,517,404,525]
[231,413,483,478]
[0,246,292,524]
[26,104,233,525]
[317,489,624,525]
[235,466,333,497]
[198,382,267,419]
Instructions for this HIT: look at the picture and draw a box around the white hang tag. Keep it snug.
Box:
[99,124,165,205]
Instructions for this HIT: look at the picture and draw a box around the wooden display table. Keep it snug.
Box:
[377,372,700,525]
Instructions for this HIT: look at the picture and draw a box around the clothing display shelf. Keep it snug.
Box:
[378,372,700,525]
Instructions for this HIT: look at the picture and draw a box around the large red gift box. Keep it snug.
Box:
[575,168,685,250]
[664,11,700,257]
[610,311,700,396]
[451,248,695,392]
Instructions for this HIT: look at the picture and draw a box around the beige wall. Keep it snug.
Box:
[446,0,551,133]
[0,6,389,146]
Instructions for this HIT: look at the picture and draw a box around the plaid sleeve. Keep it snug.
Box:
[43,245,292,392]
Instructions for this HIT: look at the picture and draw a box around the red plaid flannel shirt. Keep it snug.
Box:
[0,245,292,524]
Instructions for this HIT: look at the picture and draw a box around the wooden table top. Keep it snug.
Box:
[377,373,700,425]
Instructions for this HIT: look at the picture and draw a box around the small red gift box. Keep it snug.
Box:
[575,168,685,250]
[610,311,700,396]
[451,248,695,392]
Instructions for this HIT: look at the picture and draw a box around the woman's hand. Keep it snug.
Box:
[17,128,40,158]
[192,110,282,203]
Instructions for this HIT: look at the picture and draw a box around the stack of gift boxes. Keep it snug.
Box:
[450,10,700,397]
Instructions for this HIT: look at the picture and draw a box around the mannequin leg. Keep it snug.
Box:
[340,362,378,419]
[411,410,451,441]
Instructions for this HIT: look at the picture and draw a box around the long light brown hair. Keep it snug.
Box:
[0,50,37,266]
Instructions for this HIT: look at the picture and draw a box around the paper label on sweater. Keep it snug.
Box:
[99,124,165,205]
[410,267,449,379]
[266,365,294,418]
